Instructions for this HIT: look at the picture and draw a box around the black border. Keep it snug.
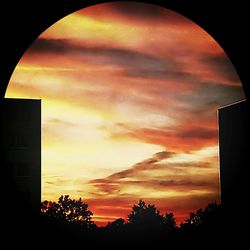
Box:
[0,0,249,245]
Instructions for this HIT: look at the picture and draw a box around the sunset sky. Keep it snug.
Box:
[5,2,245,225]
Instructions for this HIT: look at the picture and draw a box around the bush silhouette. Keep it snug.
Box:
[41,195,94,230]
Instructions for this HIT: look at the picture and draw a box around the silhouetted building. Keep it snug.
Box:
[218,99,248,213]
[0,98,41,218]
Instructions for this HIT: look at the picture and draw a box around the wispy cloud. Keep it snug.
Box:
[29,38,170,70]
[89,149,219,197]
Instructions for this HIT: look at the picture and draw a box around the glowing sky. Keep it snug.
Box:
[5,2,245,225]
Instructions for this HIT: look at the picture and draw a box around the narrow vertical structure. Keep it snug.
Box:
[0,98,41,218]
[218,100,248,213]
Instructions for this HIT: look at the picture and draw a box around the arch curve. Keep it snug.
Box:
[0,0,249,97]
[2,0,247,227]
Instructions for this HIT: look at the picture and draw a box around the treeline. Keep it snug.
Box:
[40,195,223,244]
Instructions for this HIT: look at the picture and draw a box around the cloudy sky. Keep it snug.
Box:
[5,2,245,225]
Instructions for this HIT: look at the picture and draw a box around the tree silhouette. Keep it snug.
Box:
[103,218,126,240]
[185,208,203,226]
[163,212,177,231]
[202,202,222,224]
[128,200,162,226]
[41,195,94,229]
[108,218,125,228]
[40,196,222,244]
[182,202,221,227]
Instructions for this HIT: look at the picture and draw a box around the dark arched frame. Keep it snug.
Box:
[0,0,249,99]
[0,1,248,244]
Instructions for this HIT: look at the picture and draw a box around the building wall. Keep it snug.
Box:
[218,100,248,214]
[0,98,41,218]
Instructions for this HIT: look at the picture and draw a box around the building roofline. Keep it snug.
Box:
[218,99,247,110]
[0,97,41,102]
